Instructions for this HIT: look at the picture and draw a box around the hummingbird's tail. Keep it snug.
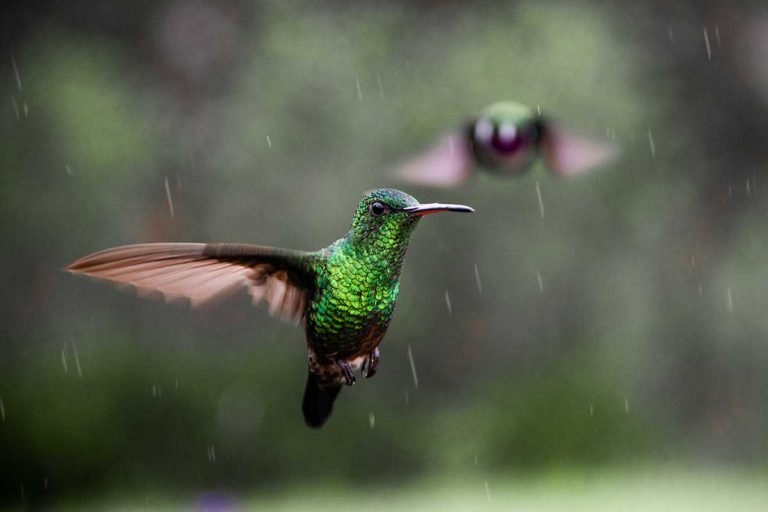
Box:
[302,372,341,428]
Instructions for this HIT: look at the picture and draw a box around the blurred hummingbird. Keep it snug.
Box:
[66,189,473,428]
[396,101,618,187]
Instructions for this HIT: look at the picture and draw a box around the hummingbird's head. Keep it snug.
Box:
[467,101,541,175]
[348,188,473,249]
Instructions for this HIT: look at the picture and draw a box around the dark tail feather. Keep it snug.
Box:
[302,372,341,428]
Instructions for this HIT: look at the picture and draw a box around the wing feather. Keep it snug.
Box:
[539,121,618,176]
[66,243,316,325]
[395,133,474,187]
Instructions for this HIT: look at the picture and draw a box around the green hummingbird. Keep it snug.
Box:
[66,189,473,428]
[397,101,618,187]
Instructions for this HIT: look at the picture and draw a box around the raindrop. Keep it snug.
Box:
[667,25,675,42]
[71,341,83,379]
[746,179,751,196]
[376,74,384,99]
[61,343,69,374]
[589,404,594,416]
[11,54,22,91]
[207,444,216,464]
[726,287,734,313]
[0,398,5,423]
[624,396,629,415]
[536,271,544,293]
[536,104,542,116]
[474,262,482,294]
[266,135,272,148]
[355,76,363,103]
[474,454,478,467]
[164,176,175,219]
[703,26,712,60]
[483,480,492,502]
[714,24,721,48]
[65,164,73,177]
[407,344,419,389]
[368,412,375,430]
[535,181,544,219]
[43,477,48,490]
[647,128,656,157]
[23,102,28,117]
[444,289,452,314]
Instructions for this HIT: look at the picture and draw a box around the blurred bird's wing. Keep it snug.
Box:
[395,133,474,187]
[538,121,618,176]
[66,243,316,325]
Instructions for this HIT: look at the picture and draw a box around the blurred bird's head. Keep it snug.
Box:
[468,101,541,175]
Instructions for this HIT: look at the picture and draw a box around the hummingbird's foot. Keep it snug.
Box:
[362,348,380,379]
[337,360,356,386]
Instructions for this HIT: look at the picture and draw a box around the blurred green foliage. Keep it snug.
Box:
[2,0,768,507]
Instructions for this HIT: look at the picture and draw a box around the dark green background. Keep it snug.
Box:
[1,0,767,509]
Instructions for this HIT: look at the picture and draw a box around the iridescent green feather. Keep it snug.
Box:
[307,190,421,356]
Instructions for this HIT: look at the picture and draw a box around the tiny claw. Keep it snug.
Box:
[362,348,380,379]
[337,360,356,386]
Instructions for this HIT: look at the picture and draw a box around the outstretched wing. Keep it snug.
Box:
[395,133,474,187]
[66,243,316,325]
[538,120,618,177]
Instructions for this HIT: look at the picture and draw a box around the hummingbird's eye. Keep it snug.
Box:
[369,202,388,217]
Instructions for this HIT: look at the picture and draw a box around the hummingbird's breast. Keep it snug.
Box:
[306,246,402,358]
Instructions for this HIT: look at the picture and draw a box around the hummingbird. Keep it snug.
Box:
[396,101,618,187]
[66,189,474,428]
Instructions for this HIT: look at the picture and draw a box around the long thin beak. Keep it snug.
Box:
[401,203,475,216]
